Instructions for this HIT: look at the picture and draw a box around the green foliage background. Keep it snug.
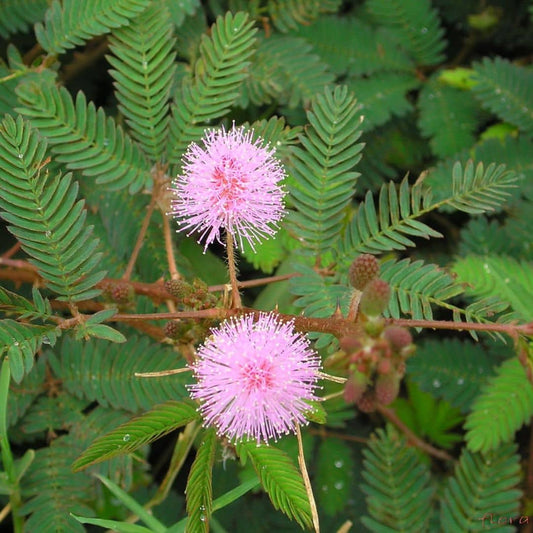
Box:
[0,0,532,531]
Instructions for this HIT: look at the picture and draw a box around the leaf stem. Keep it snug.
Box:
[296,425,320,533]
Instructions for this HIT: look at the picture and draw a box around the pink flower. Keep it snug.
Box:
[171,125,286,251]
[189,313,321,443]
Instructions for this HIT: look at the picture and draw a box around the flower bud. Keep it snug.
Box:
[344,371,368,404]
[349,254,379,290]
[375,374,400,405]
[360,279,391,316]
[356,391,377,413]
[384,326,412,351]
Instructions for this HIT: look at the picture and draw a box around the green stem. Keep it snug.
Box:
[0,359,24,533]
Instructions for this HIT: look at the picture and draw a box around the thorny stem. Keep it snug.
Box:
[296,425,320,533]
[122,190,158,281]
[346,290,361,321]
[377,405,454,462]
[225,232,242,308]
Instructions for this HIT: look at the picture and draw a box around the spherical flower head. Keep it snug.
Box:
[171,125,286,251]
[189,313,321,444]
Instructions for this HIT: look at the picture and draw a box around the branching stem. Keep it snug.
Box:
[296,425,320,533]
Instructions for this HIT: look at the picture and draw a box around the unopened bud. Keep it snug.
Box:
[349,254,379,290]
[344,371,368,404]
[375,374,400,405]
[384,326,412,351]
[360,279,391,316]
[356,391,377,413]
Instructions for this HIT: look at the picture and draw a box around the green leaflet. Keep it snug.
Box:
[453,255,533,322]
[418,78,483,158]
[361,425,435,532]
[408,339,498,413]
[440,443,522,532]
[239,441,313,530]
[107,4,176,163]
[0,0,48,38]
[472,57,533,134]
[167,11,257,163]
[34,0,151,54]
[288,85,364,256]
[315,438,354,516]
[464,358,533,454]
[296,16,413,77]
[48,335,190,412]
[19,438,95,533]
[239,34,334,109]
[341,177,442,258]
[366,0,446,65]
[0,116,106,301]
[16,82,150,193]
[72,400,200,471]
[346,72,421,131]
[185,429,217,533]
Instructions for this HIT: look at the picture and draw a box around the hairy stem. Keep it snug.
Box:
[226,232,242,308]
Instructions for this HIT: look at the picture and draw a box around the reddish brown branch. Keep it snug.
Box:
[377,405,454,462]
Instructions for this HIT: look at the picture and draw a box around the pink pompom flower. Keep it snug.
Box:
[171,124,286,251]
[189,313,321,443]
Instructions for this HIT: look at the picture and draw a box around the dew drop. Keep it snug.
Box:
[200,514,206,522]
[334,481,344,490]
[42,336,51,345]
[103,138,109,147]
[45,230,52,238]
[13,341,19,346]
[420,27,428,34]
[18,153,23,159]
[432,378,441,388]
[321,485,329,492]
[123,433,131,442]
[334,460,344,468]
[457,377,464,385]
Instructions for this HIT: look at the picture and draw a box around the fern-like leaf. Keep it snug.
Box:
[0,286,52,321]
[361,425,435,532]
[48,336,190,412]
[315,438,354,516]
[447,160,518,214]
[296,17,413,77]
[288,85,364,255]
[453,255,533,322]
[381,258,464,320]
[0,115,106,302]
[107,4,176,162]
[265,0,340,33]
[472,57,533,133]
[20,438,95,533]
[418,80,482,158]
[185,429,217,533]
[240,35,334,110]
[342,178,442,258]
[239,441,313,530]
[347,72,421,130]
[0,0,48,38]
[72,400,199,471]
[16,81,150,192]
[464,358,533,454]
[408,339,497,412]
[367,0,446,65]
[167,12,257,162]
[34,0,151,54]
[440,443,522,532]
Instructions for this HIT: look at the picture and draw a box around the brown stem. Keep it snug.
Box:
[226,232,241,308]
[377,405,454,462]
[163,211,180,281]
[1,243,20,259]
[208,272,298,292]
[122,193,157,281]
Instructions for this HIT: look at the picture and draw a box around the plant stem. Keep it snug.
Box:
[123,191,157,281]
[296,425,320,533]
[163,210,180,281]
[377,405,454,462]
[225,232,242,308]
